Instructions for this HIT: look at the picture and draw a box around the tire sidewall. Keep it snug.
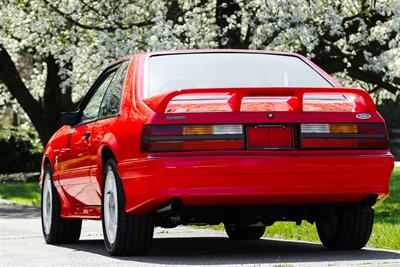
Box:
[316,205,374,249]
[41,164,57,243]
[102,159,124,252]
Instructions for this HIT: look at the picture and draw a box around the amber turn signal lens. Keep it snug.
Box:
[329,124,358,133]
[183,125,243,135]
[183,125,214,135]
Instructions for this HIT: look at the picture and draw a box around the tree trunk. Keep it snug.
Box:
[0,45,46,142]
[0,45,75,144]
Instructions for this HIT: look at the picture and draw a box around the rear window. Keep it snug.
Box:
[144,53,333,98]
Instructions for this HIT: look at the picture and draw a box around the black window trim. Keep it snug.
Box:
[71,59,130,128]
[98,60,130,121]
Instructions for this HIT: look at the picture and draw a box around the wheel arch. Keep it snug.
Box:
[40,145,55,187]
[96,136,119,195]
[101,146,116,166]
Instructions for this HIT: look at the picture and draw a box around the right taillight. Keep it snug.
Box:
[300,123,388,149]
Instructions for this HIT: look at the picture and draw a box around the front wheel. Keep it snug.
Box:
[102,159,154,256]
[316,205,374,250]
[224,224,266,240]
[41,164,82,244]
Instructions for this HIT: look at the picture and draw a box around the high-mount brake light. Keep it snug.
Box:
[142,124,244,152]
[300,123,388,149]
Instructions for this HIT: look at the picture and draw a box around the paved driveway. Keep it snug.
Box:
[1,201,399,267]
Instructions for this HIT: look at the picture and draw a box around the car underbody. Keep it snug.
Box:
[153,195,378,228]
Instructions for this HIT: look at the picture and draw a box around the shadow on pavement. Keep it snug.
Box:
[56,237,400,265]
[2,201,399,265]
[0,203,40,219]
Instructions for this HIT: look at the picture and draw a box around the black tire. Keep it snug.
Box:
[41,164,82,244]
[224,224,266,240]
[102,158,154,256]
[316,205,374,250]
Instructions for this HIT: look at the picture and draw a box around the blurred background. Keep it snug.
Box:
[0,0,399,175]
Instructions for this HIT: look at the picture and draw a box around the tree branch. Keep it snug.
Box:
[0,44,45,142]
[323,7,393,43]
[165,0,209,45]
[42,0,153,32]
[216,0,245,48]
[347,67,400,95]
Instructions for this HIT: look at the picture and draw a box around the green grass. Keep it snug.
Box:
[0,168,398,249]
[201,167,400,250]
[0,182,41,205]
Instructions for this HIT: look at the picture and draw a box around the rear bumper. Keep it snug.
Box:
[119,151,394,214]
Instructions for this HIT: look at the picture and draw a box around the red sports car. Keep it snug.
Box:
[40,50,395,256]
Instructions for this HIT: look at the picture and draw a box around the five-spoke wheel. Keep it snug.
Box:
[41,164,82,244]
[101,159,154,256]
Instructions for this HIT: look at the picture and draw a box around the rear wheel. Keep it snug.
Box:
[102,159,154,256]
[316,205,374,250]
[224,224,266,240]
[41,164,82,244]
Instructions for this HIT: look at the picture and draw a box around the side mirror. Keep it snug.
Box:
[59,111,80,126]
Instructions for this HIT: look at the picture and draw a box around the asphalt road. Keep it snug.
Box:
[1,201,399,267]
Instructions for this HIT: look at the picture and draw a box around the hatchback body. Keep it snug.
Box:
[40,50,395,255]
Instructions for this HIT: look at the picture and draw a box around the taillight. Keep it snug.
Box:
[142,124,244,152]
[300,123,388,149]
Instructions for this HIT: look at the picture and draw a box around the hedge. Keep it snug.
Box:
[0,125,42,174]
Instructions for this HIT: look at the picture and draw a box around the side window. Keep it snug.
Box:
[81,71,116,123]
[99,61,129,117]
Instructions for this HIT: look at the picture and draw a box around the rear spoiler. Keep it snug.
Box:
[144,87,376,113]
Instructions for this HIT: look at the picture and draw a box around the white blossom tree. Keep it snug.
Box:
[0,0,399,144]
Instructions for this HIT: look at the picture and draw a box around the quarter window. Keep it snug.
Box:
[81,72,116,122]
[99,61,129,117]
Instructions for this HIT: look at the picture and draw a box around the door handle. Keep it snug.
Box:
[83,131,91,141]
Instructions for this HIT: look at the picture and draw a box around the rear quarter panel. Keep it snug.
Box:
[93,56,148,195]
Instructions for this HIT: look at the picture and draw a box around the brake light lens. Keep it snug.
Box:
[301,123,388,149]
[142,124,244,152]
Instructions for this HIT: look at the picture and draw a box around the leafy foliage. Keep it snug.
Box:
[377,96,400,128]
[0,125,42,173]
[0,0,399,144]
[377,97,400,159]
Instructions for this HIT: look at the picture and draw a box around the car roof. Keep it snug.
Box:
[110,49,302,65]
[141,49,299,57]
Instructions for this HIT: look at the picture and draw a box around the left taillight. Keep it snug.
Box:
[300,123,389,149]
[142,124,244,152]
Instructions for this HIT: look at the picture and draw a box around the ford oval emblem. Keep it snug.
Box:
[356,113,371,120]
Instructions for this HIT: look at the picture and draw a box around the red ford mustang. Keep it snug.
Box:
[40,49,395,256]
